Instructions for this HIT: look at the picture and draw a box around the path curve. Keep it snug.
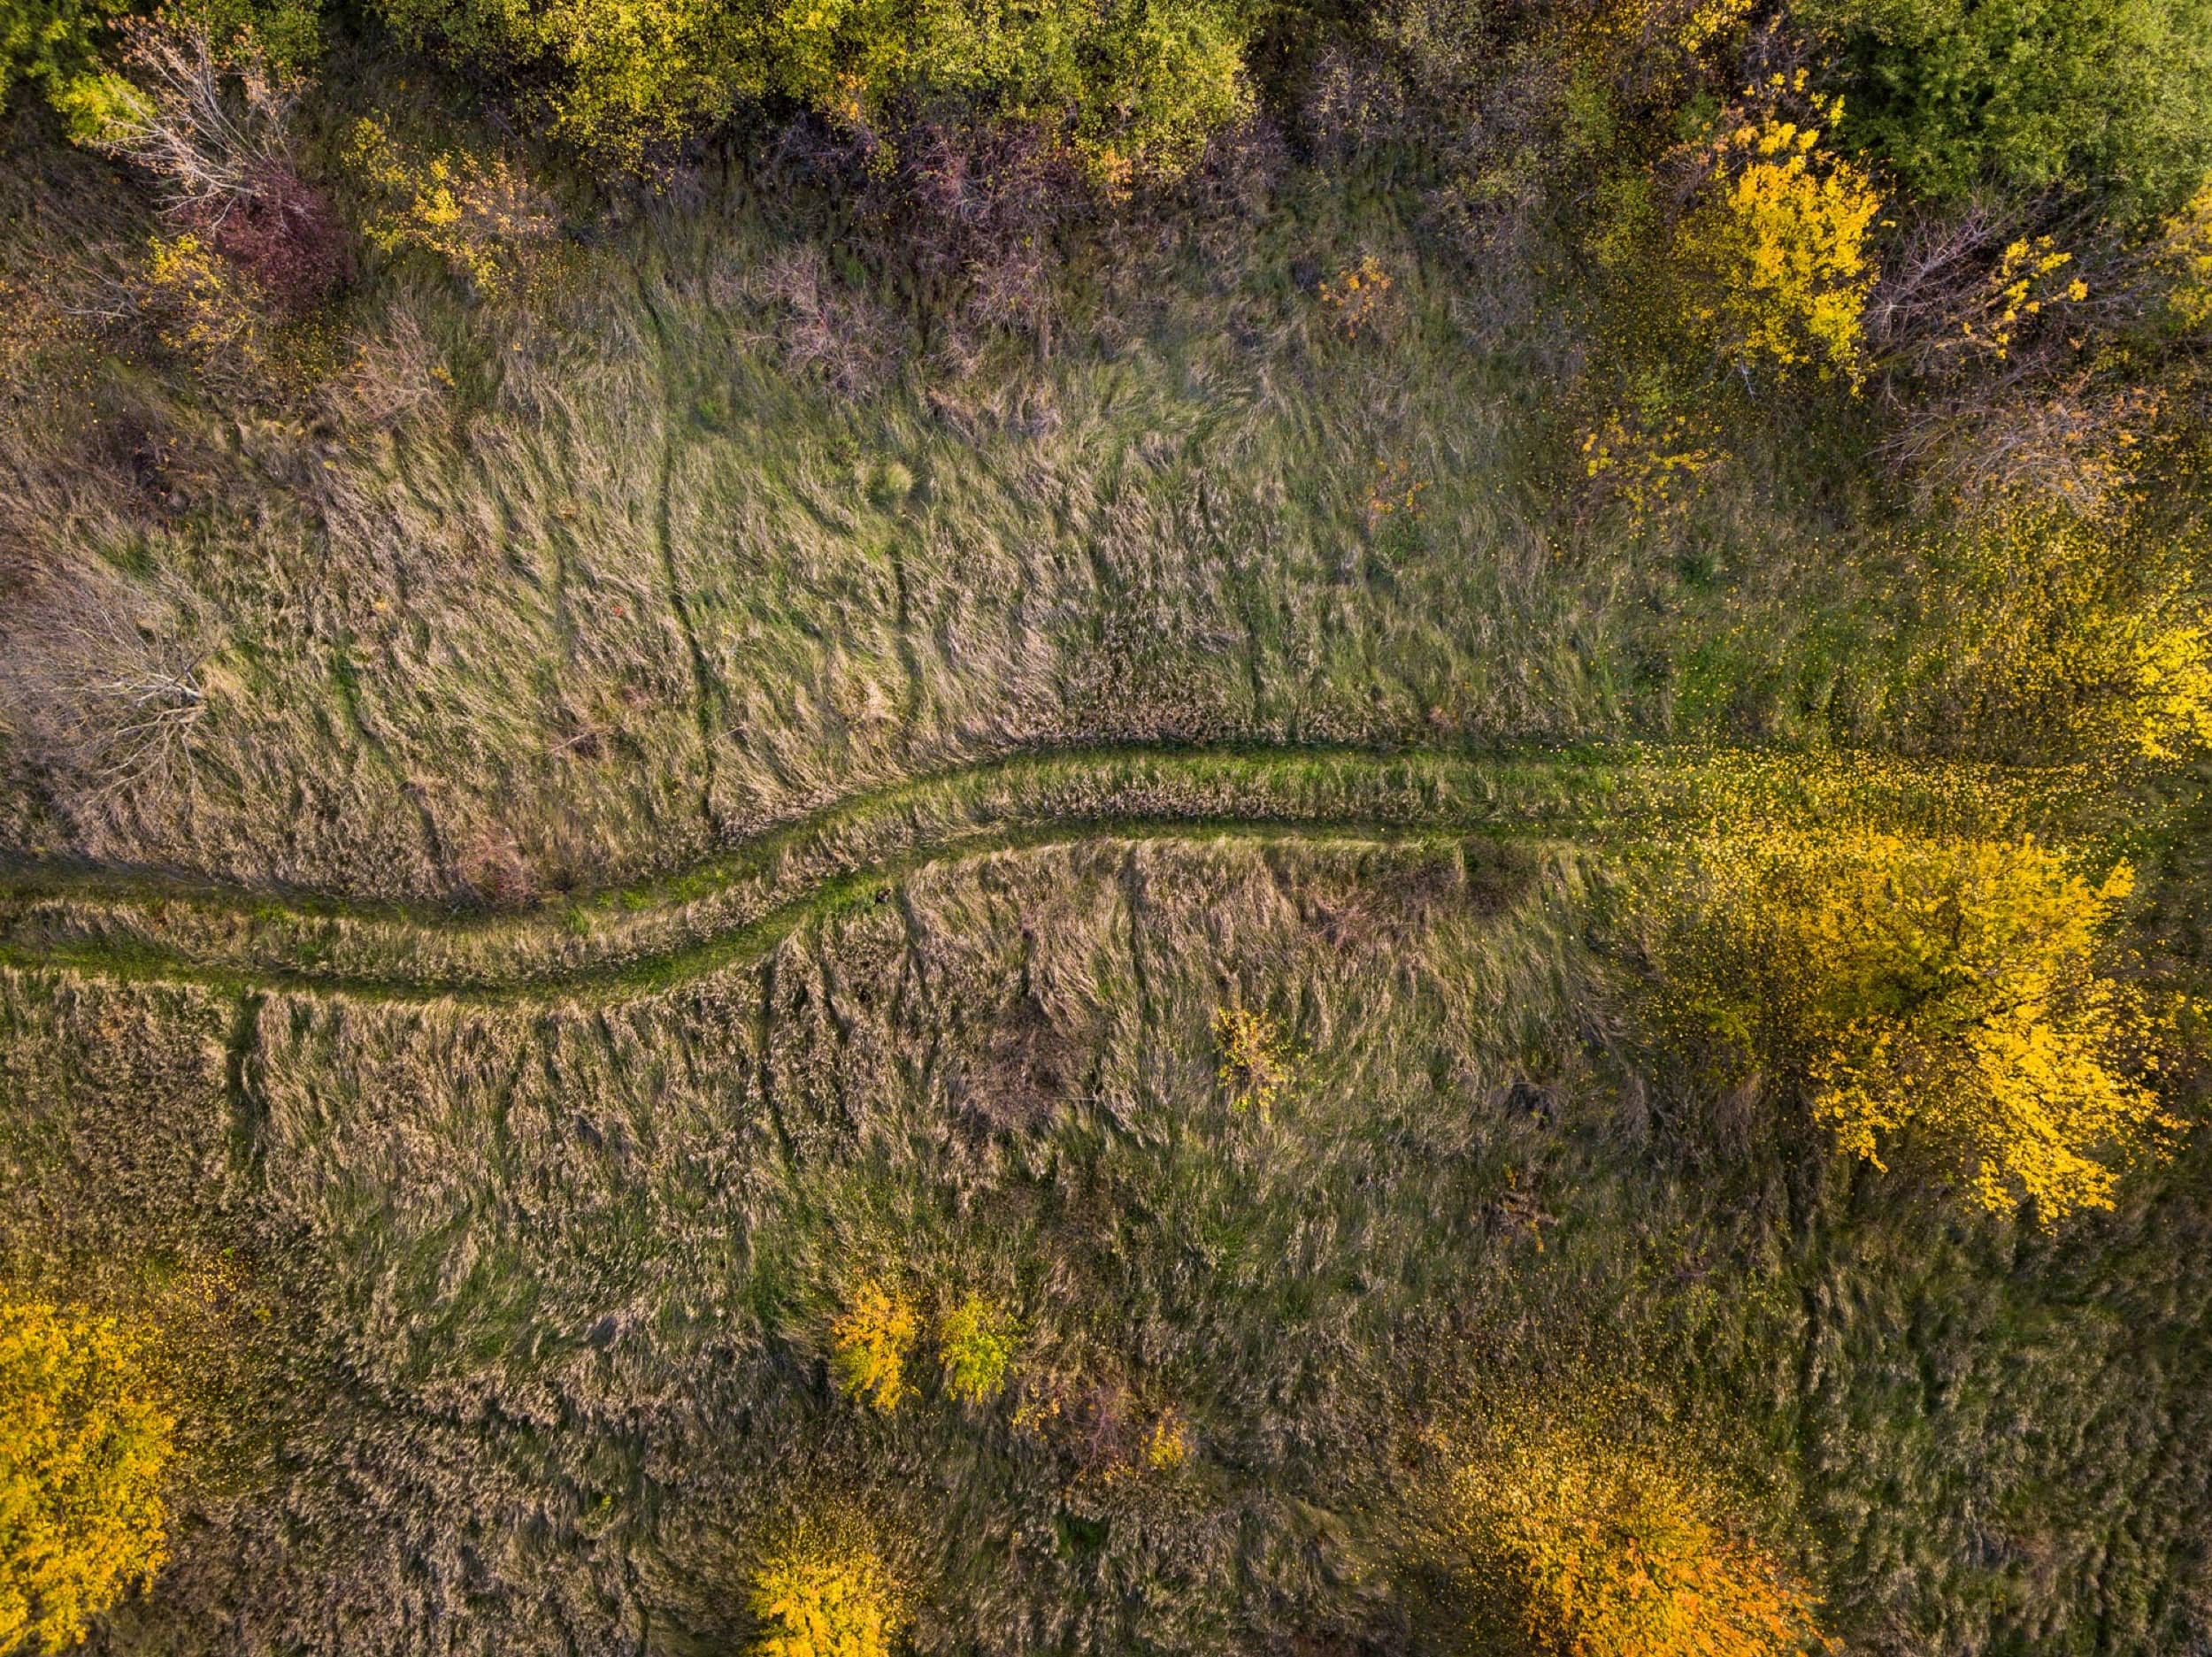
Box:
[0,742,2086,1003]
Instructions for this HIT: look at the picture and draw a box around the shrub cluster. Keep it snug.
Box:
[370,0,1252,176]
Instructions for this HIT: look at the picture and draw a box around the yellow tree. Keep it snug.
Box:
[2,1300,174,1653]
[829,1279,917,1413]
[1647,831,2178,1222]
[1676,81,1881,385]
[749,1521,902,1657]
[1440,1415,1827,1656]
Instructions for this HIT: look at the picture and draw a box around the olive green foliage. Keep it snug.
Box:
[0,0,128,113]
[936,1294,1017,1406]
[369,0,1250,173]
[1,0,315,118]
[1801,0,2212,214]
[1213,1004,1292,1114]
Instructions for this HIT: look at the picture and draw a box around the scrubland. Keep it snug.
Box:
[3,0,2211,1650]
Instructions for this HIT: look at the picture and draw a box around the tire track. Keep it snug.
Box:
[0,741,2093,1005]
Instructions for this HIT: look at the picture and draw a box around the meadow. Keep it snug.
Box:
[2,0,2210,1651]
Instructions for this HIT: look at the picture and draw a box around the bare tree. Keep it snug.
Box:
[76,20,343,312]
[0,572,212,808]
[78,23,296,224]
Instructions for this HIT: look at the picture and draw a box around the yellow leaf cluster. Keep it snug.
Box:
[1317,256,1392,338]
[347,117,556,295]
[1212,1005,1290,1115]
[1650,832,2177,1222]
[1964,237,2086,362]
[2,1300,174,1653]
[2160,181,2212,332]
[1441,1417,1826,1657]
[2122,620,2212,760]
[140,232,259,359]
[749,1528,902,1657]
[1142,1408,1192,1471]
[1580,404,1721,523]
[829,1279,917,1413]
[1678,92,1879,385]
[1366,455,1428,525]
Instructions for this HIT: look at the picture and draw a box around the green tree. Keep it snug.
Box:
[937,1294,1018,1405]
[1803,0,2212,216]
[2,0,316,119]
[369,0,1250,175]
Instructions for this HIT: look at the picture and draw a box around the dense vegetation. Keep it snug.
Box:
[1,0,2208,1648]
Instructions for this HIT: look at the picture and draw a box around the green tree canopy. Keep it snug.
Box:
[1804,0,2212,217]
[371,0,1252,175]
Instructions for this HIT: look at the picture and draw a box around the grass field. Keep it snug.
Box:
[3,55,2210,1657]
[5,816,2210,1654]
[2,95,2120,902]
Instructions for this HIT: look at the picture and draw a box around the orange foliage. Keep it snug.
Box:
[1442,1418,1828,1657]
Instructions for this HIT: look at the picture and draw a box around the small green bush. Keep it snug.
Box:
[937,1294,1017,1406]
[1804,0,2212,216]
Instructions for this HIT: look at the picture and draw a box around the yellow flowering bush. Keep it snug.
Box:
[2160,180,2212,331]
[1213,1006,1290,1115]
[1317,256,1392,338]
[1440,1415,1827,1657]
[749,1524,902,1657]
[1647,831,2177,1222]
[829,1279,917,1413]
[937,1294,1018,1406]
[347,117,556,295]
[2,1300,174,1653]
[1677,84,1880,385]
[1365,456,1428,526]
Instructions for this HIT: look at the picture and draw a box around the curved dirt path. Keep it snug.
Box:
[0,742,2085,1003]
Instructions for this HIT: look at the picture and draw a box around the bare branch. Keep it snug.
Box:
[0,571,213,808]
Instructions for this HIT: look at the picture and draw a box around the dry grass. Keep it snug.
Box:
[2,60,2208,1657]
[0,832,2206,1653]
[0,88,2116,905]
